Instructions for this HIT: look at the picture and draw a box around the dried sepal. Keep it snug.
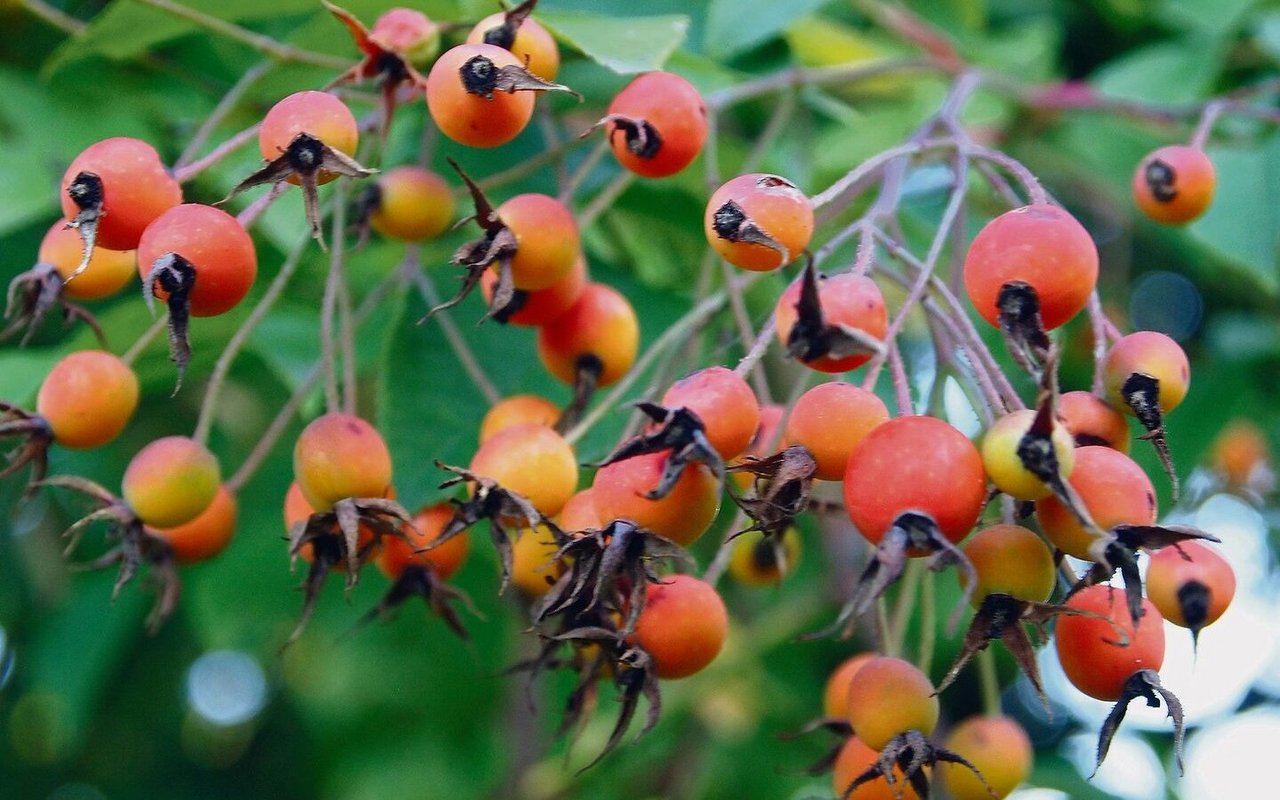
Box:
[0,403,52,495]
[354,564,480,639]
[778,716,854,777]
[1094,668,1185,777]
[806,511,977,640]
[786,258,885,365]
[223,132,376,246]
[142,252,196,394]
[1017,351,1100,532]
[2,262,107,347]
[841,730,995,800]
[431,461,552,593]
[1073,522,1222,627]
[586,114,663,159]
[457,53,579,101]
[996,280,1052,378]
[62,171,104,280]
[594,403,724,500]
[1121,372,1180,501]
[711,199,789,262]
[727,444,817,539]
[478,0,537,50]
[553,354,604,434]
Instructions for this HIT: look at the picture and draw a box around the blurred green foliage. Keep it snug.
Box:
[1,1,1277,799]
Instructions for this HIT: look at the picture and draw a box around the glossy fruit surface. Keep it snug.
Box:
[630,575,728,679]
[1146,541,1235,631]
[466,11,559,80]
[846,656,939,749]
[370,7,440,65]
[293,413,393,511]
[843,416,986,546]
[122,436,220,528]
[1055,585,1166,701]
[1103,331,1190,415]
[36,350,138,449]
[510,524,563,596]
[1133,145,1215,224]
[259,91,358,185]
[556,488,601,532]
[660,366,760,460]
[368,166,453,241]
[151,484,237,564]
[1059,391,1130,453]
[592,451,720,546]
[963,203,1098,330]
[59,137,182,251]
[822,653,874,720]
[706,174,814,271]
[1036,445,1156,559]
[939,715,1033,800]
[980,408,1076,501]
[960,524,1055,606]
[39,222,136,301]
[605,71,707,178]
[537,283,639,387]
[774,272,887,373]
[376,504,470,581]
[425,43,535,148]
[785,382,889,480]
[832,736,924,800]
[479,395,560,443]
[480,253,586,326]
[469,423,578,516]
[495,193,579,291]
[136,204,257,317]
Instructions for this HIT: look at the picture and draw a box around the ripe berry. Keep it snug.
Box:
[537,282,639,388]
[60,137,182,251]
[980,408,1076,501]
[630,575,728,679]
[1103,331,1190,416]
[846,656,939,750]
[283,481,379,569]
[259,91,359,186]
[479,394,560,443]
[960,524,1055,607]
[137,204,257,317]
[466,11,559,80]
[963,204,1098,330]
[510,523,563,596]
[843,416,986,547]
[376,504,470,581]
[1133,145,1215,224]
[660,366,760,461]
[425,43,535,148]
[151,485,237,564]
[122,436,221,528]
[706,174,814,271]
[603,71,707,178]
[493,193,579,291]
[939,715,1033,800]
[1055,585,1166,701]
[822,652,874,720]
[1036,445,1156,560]
[774,272,888,373]
[38,223,135,301]
[293,413,393,511]
[592,451,721,546]
[36,350,138,449]
[481,253,586,326]
[369,7,440,66]
[785,382,889,480]
[1146,540,1235,637]
[1059,390,1130,453]
[366,166,454,241]
[833,736,925,800]
[730,403,785,491]
[469,423,578,516]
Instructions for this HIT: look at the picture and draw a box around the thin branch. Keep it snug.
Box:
[719,261,771,404]
[21,0,86,35]
[174,123,261,183]
[577,171,635,231]
[706,58,943,110]
[177,63,271,170]
[558,138,610,204]
[410,268,501,406]
[121,315,169,367]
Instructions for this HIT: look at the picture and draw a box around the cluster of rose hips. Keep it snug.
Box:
[0,1,1256,796]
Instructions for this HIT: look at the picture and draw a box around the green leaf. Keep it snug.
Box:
[704,0,828,59]
[1158,0,1255,40]
[538,10,689,74]
[1092,39,1220,104]
[1187,136,1280,295]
